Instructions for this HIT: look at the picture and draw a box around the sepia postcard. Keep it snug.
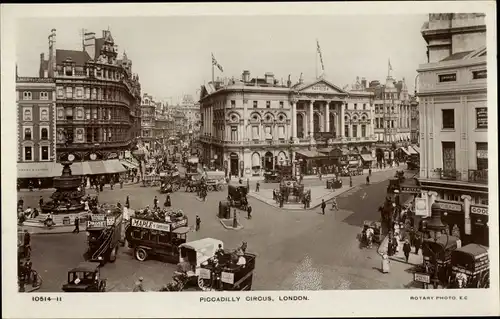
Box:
[1,2,498,318]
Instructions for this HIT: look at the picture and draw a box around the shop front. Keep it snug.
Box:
[295,150,327,175]
[469,205,489,247]
[433,200,466,242]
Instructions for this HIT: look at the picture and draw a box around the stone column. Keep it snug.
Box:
[243,101,248,141]
[325,102,330,132]
[461,195,472,235]
[291,100,297,139]
[309,100,314,138]
[340,102,345,138]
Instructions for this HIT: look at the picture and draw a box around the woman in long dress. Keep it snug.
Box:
[382,254,390,273]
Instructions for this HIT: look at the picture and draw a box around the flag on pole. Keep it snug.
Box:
[212,53,224,72]
[388,59,393,71]
[317,40,325,71]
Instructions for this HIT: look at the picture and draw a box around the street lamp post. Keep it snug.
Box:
[424,203,449,289]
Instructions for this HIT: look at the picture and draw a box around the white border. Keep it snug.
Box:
[1,2,498,318]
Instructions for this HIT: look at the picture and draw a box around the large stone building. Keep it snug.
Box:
[16,76,57,184]
[365,75,412,143]
[417,13,488,246]
[140,93,156,150]
[199,71,378,178]
[38,29,142,169]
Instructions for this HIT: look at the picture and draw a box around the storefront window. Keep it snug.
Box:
[476,142,488,170]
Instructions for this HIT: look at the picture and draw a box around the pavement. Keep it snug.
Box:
[19,165,424,291]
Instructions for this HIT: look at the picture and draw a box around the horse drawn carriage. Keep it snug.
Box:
[205,171,226,192]
[160,171,182,193]
[226,185,249,210]
[143,173,161,187]
[359,220,383,248]
[263,170,280,183]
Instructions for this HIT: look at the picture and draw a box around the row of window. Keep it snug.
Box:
[344,124,367,138]
[20,91,50,101]
[23,145,50,161]
[375,105,410,113]
[22,107,50,122]
[56,86,131,104]
[22,127,49,141]
[438,69,487,83]
[441,108,488,130]
[345,103,368,110]
[56,106,128,122]
[56,127,129,144]
[441,141,487,172]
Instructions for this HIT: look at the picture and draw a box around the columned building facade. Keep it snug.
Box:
[39,29,142,166]
[199,72,377,178]
[417,13,488,246]
[140,93,156,150]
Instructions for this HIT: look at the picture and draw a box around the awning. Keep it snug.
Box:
[412,145,420,154]
[120,159,138,170]
[104,159,127,173]
[360,154,374,162]
[408,146,418,155]
[17,162,56,179]
[400,147,411,156]
[295,150,325,158]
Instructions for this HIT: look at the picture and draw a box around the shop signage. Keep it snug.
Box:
[108,152,118,159]
[198,268,211,280]
[415,198,428,216]
[470,205,488,216]
[171,219,188,229]
[414,273,430,284]
[87,220,106,228]
[434,201,462,212]
[131,218,171,232]
[221,271,235,284]
[476,107,487,129]
[476,150,488,159]
[401,186,421,194]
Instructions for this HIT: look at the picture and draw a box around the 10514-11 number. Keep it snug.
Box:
[32,296,62,302]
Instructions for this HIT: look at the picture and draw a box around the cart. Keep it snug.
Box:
[205,171,226,191]
[362,220,383,244]
[450,244,489,288]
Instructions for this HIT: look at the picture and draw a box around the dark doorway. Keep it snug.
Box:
[264,152,273,171]
[230,153,239,177]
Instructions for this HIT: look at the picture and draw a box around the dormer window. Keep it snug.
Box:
[65,66,73,76]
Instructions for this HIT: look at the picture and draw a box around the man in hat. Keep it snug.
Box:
[133,277,145,292]
[321,199,326,215]
[153,196,159,209]
[195,215,201,231]
[403,239,411,263]
[38,196,44,209]
[247,205,252,219]
[73,215,80,234]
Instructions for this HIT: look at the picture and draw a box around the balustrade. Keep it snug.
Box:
[468,169,488,184]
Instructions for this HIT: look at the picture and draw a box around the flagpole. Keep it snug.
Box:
[212,53,214,84]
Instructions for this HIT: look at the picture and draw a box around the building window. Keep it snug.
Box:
[85,108,91,120]
[41,128,48,140]
[345,104,348,110]
[352,125,357,137]
[76,88,83,98]
[92,108,98,119]
[65,66,72,76]
[91,88,97,100]
[354,103,357,110]
[231,126,238,141]
[442,142,456,172]
[266,101,271,108]
[23,91,32,100]
[24,128,32,140]
[476,142,488,171]
[475,107,487,129]
[391,120,394,128]
[23,108,32,121]
[253,101,258,108]
[439,73,456,82]
[57,87,64,98]
[442,109,455,129]
[41,146,49,161]
[85,88,91,99]
[279,101,284,108]
[361,125,366,137]
[66,87,73,98]
[40,108,49,121]
[363,104,366,110]
[344,125,349,137]
[40,91,49,100]
[231,100,235,108]
[472,70,486,80]
[65,107,73,120]
[24,146,33,161]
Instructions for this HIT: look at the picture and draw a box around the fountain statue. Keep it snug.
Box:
[41,161,85,214]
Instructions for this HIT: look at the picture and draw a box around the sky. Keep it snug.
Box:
[16,15,429,104]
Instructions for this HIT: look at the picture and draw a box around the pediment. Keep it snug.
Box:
[298,79,348,95]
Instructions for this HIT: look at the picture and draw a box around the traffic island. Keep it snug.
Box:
[218,216,244,230]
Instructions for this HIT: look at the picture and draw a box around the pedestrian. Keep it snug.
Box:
[73,215,80,234]
[403,240,411,263]
[24,259,33,284]
[349,175,353,187]
[153,196,159,209]
[119,176,124,189]
[246,178,250,189]
[38,196,44,209]
[164,195,171,207]
[414,232,422,255]
[369,167,372,176]
[366,175,370,185]
[256,182,260,192]
[133,277,145,292]
[23,230,31,257]
[331,197,338,211]
[18,197,24,210]
[280,196,284,208]
[321,199,326,215]
[247,205,252,219]
[195,215,201,231]
[381,254,390,273]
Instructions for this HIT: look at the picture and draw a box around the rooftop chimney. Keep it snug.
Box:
[242,70,250,82]
[84,32,96,60]
[361,77,367,89]
[265,72,274,85]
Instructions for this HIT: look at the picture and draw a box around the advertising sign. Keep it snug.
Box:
[171,218,188,229]
[401,186,421,194]
[90,214,106,221]
[414,273,430,284]
[476,107,487,129]
[87,220,106,228]
[131,218,171,232]
[221,271,235,284]
[198,268,211,280]
[434,201,462,212]
[415,198,428,216]
[470,205,488,216]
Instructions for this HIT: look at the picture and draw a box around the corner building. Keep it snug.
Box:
[39,29,141,170]
[417,13,488,246]
[199,72,377,178]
